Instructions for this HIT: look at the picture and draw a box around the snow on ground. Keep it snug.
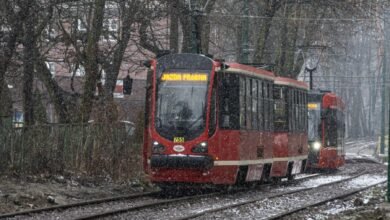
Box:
[275,175,349,191]
[323,201,354,215]
[295,173,320,179]
[345,152,378,160]
[299,175,348,188]
[342,175,386,189]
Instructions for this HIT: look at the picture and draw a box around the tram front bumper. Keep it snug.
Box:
[151,154,213,170]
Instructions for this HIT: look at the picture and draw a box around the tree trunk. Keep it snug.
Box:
[35,59,72,123]
[275,3,289,76]
[200,0,216,54]
[80,0,106,122]
[253,0,280,63]
[23,2,35,126]
[169,0,179,53]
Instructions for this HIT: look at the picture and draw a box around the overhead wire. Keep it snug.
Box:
[202,13,379,22]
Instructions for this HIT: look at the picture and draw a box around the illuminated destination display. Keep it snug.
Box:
[161,73,208,81]
[308,103,319,109]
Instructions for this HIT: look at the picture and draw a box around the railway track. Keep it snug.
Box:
[0,191,159,219]
[266,180,386,220]
[174,170,370,220]
[1,173,321,219]
[2,151,379,219]
[74,174,323,220]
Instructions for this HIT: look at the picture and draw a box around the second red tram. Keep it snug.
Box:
[307,91,346,169]
[143,53,309,187]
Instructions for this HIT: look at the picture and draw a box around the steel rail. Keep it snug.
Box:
[266,180,387,220]
[0,172,322,219]
[0,191,159,219]
[73,191,224,220]
[73,172,324,220]
[175,170,368,220]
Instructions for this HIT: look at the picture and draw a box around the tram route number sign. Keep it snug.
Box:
[174,137,185,143]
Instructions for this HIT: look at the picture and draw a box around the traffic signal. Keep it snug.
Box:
[123,75,133,95]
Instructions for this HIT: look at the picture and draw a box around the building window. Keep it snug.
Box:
[77,19,87,32]
[105,1,118,8]
[104,18,118,32]
[114,79,124,98]
[44,26,56,40]
[1,25,11,32]
[45,62,56,76]
[13,111,24,128]
[74,65,85,77]
[100,69,106,84]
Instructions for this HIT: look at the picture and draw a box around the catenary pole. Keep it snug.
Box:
[381,49,386,155]
[385,6,390,202]
[240,0,249,63]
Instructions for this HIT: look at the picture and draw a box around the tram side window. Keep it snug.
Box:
[336,110,345,148]
[326,109,338,146]
[269,82,274,131]
[295,90,299,131]
[258,80,264,130]
[290,89,294,132]
[304,91,308,131]
[288,89,293,132]
[300,90,304,131]
[273,86,288,131]
[270,83,274,130]
[239,76,246,129]
[246,78,252,129]
[252,79,258,130]
[264,82,269,130]
[261,81,274,131]
[219,73,239,129]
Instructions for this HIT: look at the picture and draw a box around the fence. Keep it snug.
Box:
[0,122,144,181]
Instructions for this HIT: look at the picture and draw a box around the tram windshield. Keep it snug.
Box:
[155,72,209,141]
[308,102,321,141]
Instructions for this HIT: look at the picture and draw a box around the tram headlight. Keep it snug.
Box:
[152,141,165,154]
[312,141,322,151]
[192,142,208,153]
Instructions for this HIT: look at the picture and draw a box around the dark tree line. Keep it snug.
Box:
[0,0,388,138]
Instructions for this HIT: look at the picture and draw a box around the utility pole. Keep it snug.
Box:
[384,7,390,202]
[240,0,249,63]
[381,48,386,155]
[306,67,317,90]
[381,9,388,155]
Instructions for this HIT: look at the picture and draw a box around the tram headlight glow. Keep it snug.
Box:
[312,142,322,151]
[152,141,165,154]
[192,142,208,153]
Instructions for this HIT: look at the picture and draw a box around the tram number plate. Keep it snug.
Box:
[173,137,185,143]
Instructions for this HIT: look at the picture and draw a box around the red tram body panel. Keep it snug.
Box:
[143,53,309,187]
[307,91,346,169]
[272,77,309,177]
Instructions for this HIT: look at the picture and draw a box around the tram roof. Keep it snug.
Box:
[274,77,309,90]
[322,92,346,111]
[221,62,275,80]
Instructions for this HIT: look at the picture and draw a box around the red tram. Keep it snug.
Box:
[307,91,346,169]
[143,53,309,187]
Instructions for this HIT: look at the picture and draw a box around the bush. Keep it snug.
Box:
[0,122,143,181]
